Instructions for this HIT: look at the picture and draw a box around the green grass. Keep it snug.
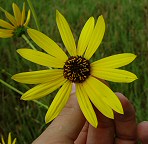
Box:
[0,0,148,143]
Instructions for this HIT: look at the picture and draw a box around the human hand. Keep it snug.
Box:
[32,90,148,144]
[138,121,148,144]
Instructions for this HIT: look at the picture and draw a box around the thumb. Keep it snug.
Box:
[32,85,86,144]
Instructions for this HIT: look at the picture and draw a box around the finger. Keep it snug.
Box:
[74,121,89,144]
[86,107,115,144]
[137,121,148,144]
[114,93,137,144]
[33,85,86,144]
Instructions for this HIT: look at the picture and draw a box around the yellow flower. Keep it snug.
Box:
[12,10,137,127]
[0,133,16,144]
[0,3,30,38]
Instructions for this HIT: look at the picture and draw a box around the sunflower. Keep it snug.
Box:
[12,10,137,127]
[0,133,16,144]
[0,3,30,38]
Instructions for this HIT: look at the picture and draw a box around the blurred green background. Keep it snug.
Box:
[0,0,148,143]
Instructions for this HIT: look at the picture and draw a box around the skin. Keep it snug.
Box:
[32,91,148,144]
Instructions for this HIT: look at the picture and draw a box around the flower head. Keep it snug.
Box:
[0,133,16,144]
[12,10,137,127]
[0,3,30,38]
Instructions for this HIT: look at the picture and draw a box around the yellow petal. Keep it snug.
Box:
[12,138,16,144]
[77,17,94,56]
[0,29,13,33]
[17,49,64,68]
[21,77,66,100]
[8,133,11,144]
[91,53,137,68]
[0,19,14,29]
[86,76,123,114]
[91,67,138,83]
[56,10,76,56]
[12,3,22,26]
[1,136,5,144]
[83,76,114,119]
[5,11,17,27]
[27,29,68,62]
[12,69,63,84]
[45,81,72,123]
[0,29,13,38]
[21,3,26,25]
[0,32,13,38]
[76,84,98,127]
[23,10,30,27]
[84,15,105,60]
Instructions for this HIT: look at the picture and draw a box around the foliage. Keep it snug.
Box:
[0,0,148,143]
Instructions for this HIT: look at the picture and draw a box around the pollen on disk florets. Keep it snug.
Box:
[63,56,90,83]
[14,26,26,37]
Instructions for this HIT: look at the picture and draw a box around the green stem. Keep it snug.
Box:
[1,69,12,77]
[0,79,23,95]
[0,7,5,13]
[22,34,36,50]
[33,99,48,109]
[26,0,40,31]
[0,79,48,109]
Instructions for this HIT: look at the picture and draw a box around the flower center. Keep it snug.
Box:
[14,26,26,37]
[63,56,90,83]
